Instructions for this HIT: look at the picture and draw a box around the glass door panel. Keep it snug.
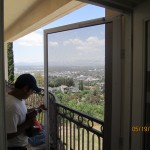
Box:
[46,20,106,120]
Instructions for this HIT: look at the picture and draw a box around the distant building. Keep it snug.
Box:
[48,87,60,93]
[60,85,68,93]
[68,86,79,93]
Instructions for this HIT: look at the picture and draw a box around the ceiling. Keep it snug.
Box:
[4,0,40,31]
[108,0,145,6]
[4,0,85,42]
[4,0,146,42]
[79,0,146,11]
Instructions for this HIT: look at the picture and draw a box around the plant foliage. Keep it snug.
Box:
[7,42,14,83]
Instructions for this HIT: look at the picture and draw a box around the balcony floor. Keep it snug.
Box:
[27,144,45,150]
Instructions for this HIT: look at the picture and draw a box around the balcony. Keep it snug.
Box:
[22,85,104,149]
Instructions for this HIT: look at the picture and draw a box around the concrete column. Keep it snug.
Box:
[0,0,7,149]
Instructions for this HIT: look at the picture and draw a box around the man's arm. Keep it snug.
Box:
[27,104,47,113]
[7,118,35,139]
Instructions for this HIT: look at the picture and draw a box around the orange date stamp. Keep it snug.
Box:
[132,126,150,132]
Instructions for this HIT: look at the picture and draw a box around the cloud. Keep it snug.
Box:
[63,38,83,46]
[87,36,104,46]
[48,36,105,66]
[78,37,104,50]
[63,36,104,51]
[48,41,59,47]
[15,32,43,46]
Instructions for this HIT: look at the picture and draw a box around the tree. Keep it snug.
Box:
[66,78,74,86]
[48,76,74,87]
[7,42,14,83]
[34,72,44,87]
[79,80,84,91]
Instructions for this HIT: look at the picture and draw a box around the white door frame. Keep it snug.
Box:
[44,16,123,150]
[44,17,112,150]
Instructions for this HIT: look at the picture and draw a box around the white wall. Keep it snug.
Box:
[131,1,150,149]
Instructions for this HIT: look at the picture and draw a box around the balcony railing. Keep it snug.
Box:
[6,81,104,149]
[56,103,104,150]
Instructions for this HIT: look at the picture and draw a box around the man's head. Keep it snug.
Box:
[15,74,41,99]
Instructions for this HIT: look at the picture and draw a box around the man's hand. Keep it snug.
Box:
[26,110,37,128]
[38,104,47,110]
[28,104,47,113]
[26,110,37,119]
[25,115,36,128]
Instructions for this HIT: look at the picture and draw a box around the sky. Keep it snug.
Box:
[47,24,105,66]
[13,4,105,66]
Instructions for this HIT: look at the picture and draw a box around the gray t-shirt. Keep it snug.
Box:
[5,93,28,147]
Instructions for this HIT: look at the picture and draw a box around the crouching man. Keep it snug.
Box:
[5,74,46,150]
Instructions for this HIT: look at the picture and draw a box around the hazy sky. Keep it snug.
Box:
[13,5,105,66]
[48,24,105,66]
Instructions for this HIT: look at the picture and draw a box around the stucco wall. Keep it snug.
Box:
[132,1,150,150]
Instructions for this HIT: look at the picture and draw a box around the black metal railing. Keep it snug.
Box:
[56,103,104,150]
[5,81,104,149]
[47,91,104,150]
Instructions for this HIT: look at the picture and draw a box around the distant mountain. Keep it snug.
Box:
[48,60,105,67]
[15,60,105,68]
[15,62,44,67]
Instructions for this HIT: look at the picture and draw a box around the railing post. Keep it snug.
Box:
[49,93,57,149]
